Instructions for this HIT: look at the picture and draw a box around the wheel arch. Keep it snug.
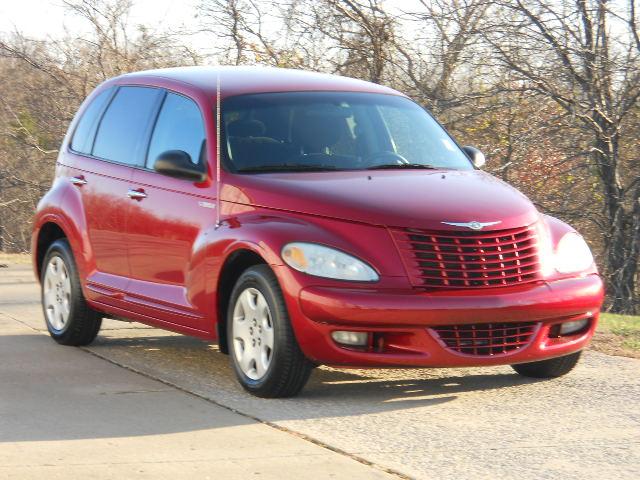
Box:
[35,221,69,280]
[216,248,268,354]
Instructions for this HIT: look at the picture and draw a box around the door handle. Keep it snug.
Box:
[127,189,147,200]
[70,176,87,186]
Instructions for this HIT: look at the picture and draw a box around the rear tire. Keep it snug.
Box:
[41,239,102,346]
[227,265,313,398]
[511,351,582,378]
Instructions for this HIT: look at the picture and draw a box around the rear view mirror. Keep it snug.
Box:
[462,146,486,169]
[154,150,206,182]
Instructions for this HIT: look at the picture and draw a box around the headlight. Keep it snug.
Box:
[554,232,594,274]
[281,242,379,281]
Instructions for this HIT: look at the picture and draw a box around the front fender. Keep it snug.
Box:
[201,208,411,343]
[208,209,408,280]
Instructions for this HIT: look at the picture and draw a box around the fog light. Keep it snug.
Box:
[331,331,369,347]
[559,319,589,335]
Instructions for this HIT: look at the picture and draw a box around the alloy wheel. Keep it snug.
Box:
[232,287,275,380]
[43,255,72,331]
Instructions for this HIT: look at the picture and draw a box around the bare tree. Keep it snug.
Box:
[486,0,640,312]
[198,0,317,67]
[1,0,638,312]
[313,0,396,83]
[0,0,200,252]
[394,0,492,115]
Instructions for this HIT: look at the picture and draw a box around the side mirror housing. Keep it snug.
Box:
[154,150,206,182]
[462,146,486,169]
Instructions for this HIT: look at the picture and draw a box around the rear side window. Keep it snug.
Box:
[146,93,206,169]
[93,86,161,166]
[70,88,113,154]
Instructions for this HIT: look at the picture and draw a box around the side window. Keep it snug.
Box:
[146,92,206,169]
[70,87,113,154]
[93,86,161,166]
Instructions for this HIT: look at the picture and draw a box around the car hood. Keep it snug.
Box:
[222,169,539,230]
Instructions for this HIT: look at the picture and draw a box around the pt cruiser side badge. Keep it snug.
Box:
[198,201,216,209]
[441,220,502,230]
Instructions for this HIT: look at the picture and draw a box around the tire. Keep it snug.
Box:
[41,238,102,346]
[511,351,582,378]
[227,264,313,398]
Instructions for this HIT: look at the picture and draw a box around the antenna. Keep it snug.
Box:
[215,71,221,228]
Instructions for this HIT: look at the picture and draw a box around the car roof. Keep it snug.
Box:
[117,66,404,99]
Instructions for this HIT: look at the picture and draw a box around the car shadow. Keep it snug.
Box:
[1,328,546,442]
[86,332,542,422]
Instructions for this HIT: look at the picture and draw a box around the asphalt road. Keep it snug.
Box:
[1,264,639,479]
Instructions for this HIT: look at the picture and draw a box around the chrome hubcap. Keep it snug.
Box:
[43,256,71,331]
[232,288,274,380]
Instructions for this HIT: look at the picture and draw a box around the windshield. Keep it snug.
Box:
[222,92,472,173]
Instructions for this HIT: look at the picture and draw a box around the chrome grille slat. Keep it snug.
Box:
[392,224,542,289]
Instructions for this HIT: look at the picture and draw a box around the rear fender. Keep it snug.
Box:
[32,169,92,290]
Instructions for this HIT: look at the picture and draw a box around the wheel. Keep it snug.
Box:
[511,351,582,378]
[227,265,313,398]
[41,238,102,346]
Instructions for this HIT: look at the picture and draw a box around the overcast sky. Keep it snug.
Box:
[0,0,200,39]
[0,0,423,56]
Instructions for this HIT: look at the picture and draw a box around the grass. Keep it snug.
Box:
[592,313,640,359]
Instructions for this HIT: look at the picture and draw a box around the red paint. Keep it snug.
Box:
[32,67,604,367]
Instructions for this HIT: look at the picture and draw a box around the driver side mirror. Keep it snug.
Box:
[154,150,206,182]
[462,146,486,169]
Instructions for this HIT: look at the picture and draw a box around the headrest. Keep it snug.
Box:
[292,108,348,152]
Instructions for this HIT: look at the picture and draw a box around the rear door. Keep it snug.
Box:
[124,90,215,331]
[67,85,162,307]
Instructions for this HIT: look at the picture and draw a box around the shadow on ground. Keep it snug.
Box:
[87,332,541,419]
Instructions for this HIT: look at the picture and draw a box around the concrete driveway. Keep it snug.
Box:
[1,264,639,479]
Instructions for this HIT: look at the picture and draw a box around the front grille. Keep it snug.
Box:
[432,322,538,356]
[391,224,541,289]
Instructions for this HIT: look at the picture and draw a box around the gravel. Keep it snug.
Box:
[3,265,639,479]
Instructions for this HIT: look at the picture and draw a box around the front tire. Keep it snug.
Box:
[227,265,313,398]
[511,351,582,378]
[41,239,102,346]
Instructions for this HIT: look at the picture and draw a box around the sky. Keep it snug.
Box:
[0,0,200,39]
[0,0,424,55]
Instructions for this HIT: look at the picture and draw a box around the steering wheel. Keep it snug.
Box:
[365,151,410,166]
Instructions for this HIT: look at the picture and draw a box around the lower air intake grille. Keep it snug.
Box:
[432,322,538,356]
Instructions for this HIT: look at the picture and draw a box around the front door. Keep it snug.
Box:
[124,91,215,331]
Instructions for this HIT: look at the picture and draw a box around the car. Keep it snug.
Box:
[32,66,604,397]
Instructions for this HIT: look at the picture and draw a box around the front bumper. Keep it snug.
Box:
[286,274,604,367]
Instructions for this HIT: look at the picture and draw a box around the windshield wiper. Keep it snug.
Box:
[366,163,439,170]
[236,164,338,173]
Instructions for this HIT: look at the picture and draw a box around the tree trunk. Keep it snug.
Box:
[608,182,640,313]
[594,130,639,313]
[0,182,4,252]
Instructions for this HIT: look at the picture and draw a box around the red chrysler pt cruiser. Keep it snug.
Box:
[32,67,604,397]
